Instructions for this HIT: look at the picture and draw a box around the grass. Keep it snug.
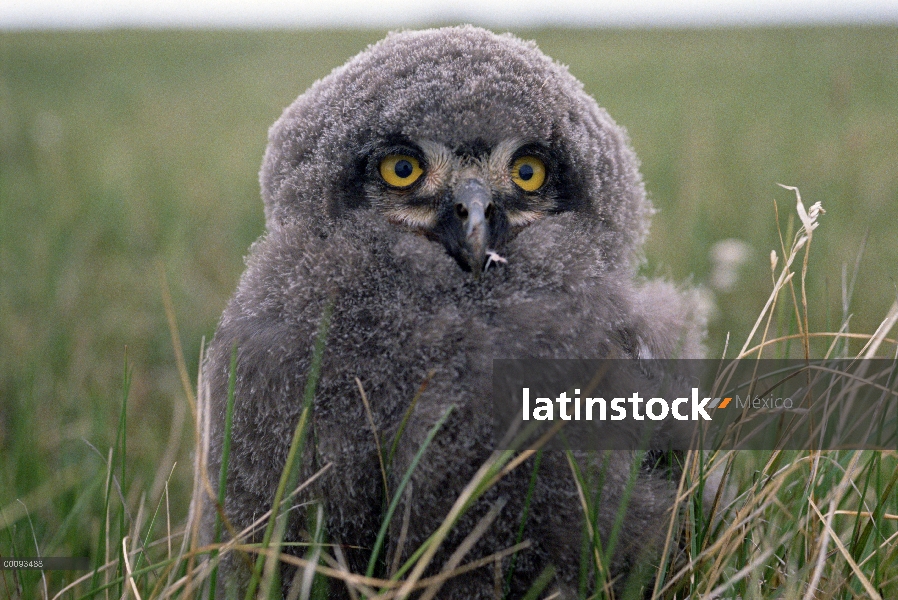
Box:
[1,26,897,598]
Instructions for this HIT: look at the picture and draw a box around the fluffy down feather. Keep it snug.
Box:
[201,25,705,598]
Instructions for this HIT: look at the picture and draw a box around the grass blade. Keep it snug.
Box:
[366,405,454,579]
[245,302,332,600]
[209,343,238,599]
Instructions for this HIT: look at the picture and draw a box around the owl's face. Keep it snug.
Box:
[364,137,580,274]
[262,26,651,276]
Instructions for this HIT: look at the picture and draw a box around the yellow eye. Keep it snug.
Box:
[510,156,546,192]
[379,155,424,188]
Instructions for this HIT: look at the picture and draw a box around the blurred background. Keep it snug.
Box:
[1,0,897,587]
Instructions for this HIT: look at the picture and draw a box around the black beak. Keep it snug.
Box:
[453,179,492,276]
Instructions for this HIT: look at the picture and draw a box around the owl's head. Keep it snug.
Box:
[261,26,651,274]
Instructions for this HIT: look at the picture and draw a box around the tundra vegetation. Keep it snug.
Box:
[1,27,896,599]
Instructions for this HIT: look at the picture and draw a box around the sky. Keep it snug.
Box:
[2,0,898,29]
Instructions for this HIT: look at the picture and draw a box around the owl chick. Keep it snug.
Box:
[201,26,705,598]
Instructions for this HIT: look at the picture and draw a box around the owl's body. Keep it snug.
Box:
[202,27,704,598]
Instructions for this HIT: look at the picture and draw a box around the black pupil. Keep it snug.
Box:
[518,163,534,181]
[394,160,414,179]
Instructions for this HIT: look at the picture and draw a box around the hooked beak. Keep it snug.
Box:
[453,178,492,276]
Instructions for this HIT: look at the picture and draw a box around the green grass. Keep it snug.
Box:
[1,26,897,598]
